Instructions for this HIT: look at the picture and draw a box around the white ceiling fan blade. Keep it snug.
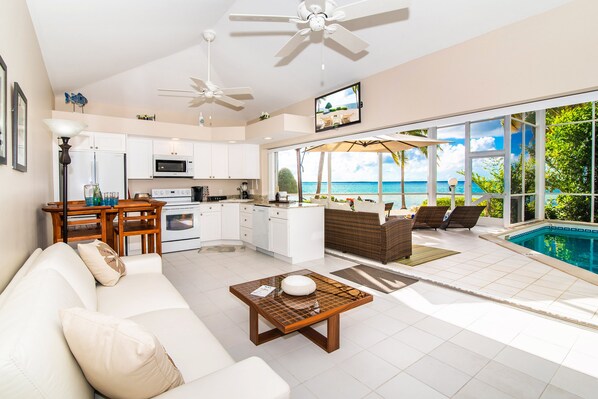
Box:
[190,77,208,91]
[229,13,295,23]
[217,95,244,108]
[220,87,253,96]
[158,88,195,93]
[326,24,369,53]
[275,30,310,57]
[334,0,410,22]
[188,97,206,108]
[158,94,197,98]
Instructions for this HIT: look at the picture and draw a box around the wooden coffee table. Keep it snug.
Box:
[229,269,372,353]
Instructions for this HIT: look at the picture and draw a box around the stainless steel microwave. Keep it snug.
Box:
[153,155,194,178]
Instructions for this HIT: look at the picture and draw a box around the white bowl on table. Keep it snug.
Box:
[281,275,316,296]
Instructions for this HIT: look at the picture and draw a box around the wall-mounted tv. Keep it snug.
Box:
[315,82,361,133]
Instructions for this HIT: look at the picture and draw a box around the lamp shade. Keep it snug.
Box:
[43,119,87,137]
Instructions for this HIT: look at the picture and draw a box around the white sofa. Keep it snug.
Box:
[0,242,290,399]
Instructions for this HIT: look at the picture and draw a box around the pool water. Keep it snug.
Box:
[508,226,598,274]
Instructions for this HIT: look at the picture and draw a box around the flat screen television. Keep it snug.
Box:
[315,82,361,132]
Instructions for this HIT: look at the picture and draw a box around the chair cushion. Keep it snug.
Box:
[354,201,385,225]
[78,240,126,286]
[129,308,235,382]
[328,201,351,211]
[61,308,184,399]
[28,242,97,310]
[0,270,92,399]
[96,273,188,318]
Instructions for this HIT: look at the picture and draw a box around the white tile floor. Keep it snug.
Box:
[162,231,598,399]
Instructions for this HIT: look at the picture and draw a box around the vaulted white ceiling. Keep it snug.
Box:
[27,0,572,124]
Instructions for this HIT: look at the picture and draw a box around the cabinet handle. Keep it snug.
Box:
[277,212,280,215]
[95,146,98,149]
[89,146,93,149]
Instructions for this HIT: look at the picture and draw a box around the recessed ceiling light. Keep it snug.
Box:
[228,140,237,144]
[264,137,272,140]
[172,138,179,141]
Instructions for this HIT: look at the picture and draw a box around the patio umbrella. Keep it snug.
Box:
[305,134,449,153]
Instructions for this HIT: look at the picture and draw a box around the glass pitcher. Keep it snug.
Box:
[84,184,97,206]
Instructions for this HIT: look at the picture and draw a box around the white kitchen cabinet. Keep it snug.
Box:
[153,139,193,156]
[269,217,290,257]
[221,203,240,240]
[127,137,153,179]
[69,132,126,152]
[239,204,253,244]
[194,143,230,179]
[267,206,324,264]
[228,144,260,179]
[211,144,229,179]
[200,204,221,242]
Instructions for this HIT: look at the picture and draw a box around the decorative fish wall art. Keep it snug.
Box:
[65,92,88,113]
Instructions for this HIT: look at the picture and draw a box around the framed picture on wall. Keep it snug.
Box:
[12,82,27,172]
[0,55,6,165]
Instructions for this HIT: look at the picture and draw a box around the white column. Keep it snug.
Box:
[427,127,437,205]
[503,115,512,227]
[536,109,546,220]
[464,122,472,205]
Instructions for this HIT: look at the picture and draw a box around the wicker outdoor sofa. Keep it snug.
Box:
[324,208,412,264]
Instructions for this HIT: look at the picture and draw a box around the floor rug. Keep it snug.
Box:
[397,245,459,267]
[331,264,418,294]
[198,245,245,253]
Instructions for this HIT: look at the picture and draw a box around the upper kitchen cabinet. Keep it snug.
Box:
[68,132,126,152]
[127,136,153,179]
[228,144,260,179]
[153,139,193,156]
[192,142,229,179]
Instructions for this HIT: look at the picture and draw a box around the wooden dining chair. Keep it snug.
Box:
[113,201,162,256]
[43,202,110,244]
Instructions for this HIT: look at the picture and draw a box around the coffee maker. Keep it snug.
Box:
[191,186,209,202]
[240,182,249,199]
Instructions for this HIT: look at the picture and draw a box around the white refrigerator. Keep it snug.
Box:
[61,151,127,201]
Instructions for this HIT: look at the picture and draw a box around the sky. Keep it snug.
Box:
[278,119,509,182]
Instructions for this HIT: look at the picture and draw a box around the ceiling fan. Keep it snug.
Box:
[230,0,410,58]
[158,30,252,109]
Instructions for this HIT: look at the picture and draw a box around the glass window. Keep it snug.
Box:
[545,194,591,222]
[330,152,378,203]
[470,118,504,152]
[472,157,504,194]
[546,102,592,125]
[276,150,300,201]
[301,151,329,200]
[437,124,465,194]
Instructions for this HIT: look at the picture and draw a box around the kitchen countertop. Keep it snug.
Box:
[216,199,323,208]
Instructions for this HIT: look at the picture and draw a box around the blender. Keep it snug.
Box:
[240,182,249,199]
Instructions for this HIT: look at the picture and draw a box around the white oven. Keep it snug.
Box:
[152,188,201,253]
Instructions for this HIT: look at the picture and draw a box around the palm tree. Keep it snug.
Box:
[391,129,430,209]
[315,152,325,198]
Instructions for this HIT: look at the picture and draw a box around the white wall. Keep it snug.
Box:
[0,0,55,291]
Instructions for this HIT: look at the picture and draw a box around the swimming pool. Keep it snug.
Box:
[507,224,598,274]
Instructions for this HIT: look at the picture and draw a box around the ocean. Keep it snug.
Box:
[301,181,483,209]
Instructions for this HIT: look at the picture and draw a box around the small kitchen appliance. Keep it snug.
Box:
[240,182,249,199]
[191,186,208,202]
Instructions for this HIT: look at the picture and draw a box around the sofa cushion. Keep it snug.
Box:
[354,201,385,225]
[28,242,97,310]
[61,308,184,399]
[129,308,235,382]
[310,198,329,208]
[0,270,93,399]
[0,248,42,308]
[78,240,126,286]
[96,273,188,318]
[328,201,351,211]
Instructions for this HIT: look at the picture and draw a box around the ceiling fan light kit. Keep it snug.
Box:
[230,0,410,58]
[157,29,253,109]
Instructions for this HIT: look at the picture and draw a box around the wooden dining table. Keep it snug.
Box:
[42,199,166,253]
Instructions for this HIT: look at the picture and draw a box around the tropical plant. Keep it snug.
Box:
[314,152,325,198]
[390,129,430,209]
[278,167,298,194]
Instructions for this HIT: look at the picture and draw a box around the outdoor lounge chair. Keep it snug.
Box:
[411,206,450,230]
[440,205,485,230]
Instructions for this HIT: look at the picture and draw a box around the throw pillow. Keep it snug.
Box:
[78,240,126,286]
[354,201,386,225]
[60,308,184,399]
[328,201,352,211]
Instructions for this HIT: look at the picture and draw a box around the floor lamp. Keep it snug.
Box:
[44,119,87,243]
